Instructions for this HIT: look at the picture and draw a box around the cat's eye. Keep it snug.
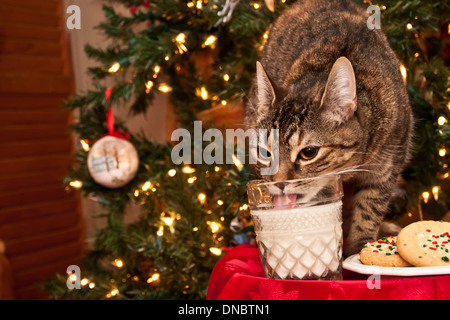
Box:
[258,147,272,165]
[297,146,319,161]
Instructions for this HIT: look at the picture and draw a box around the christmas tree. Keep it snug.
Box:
[43,0,449,299]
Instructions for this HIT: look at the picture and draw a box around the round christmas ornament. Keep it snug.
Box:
[87,108,139,188]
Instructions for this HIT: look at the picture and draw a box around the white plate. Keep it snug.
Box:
[343,254,450,277]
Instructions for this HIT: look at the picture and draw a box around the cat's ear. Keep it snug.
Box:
[320,57,357,123]
[256,61,276,115]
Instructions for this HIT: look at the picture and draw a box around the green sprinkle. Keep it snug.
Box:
[376,245,381,248]
[442,257,449,262]
[419,256,422,258]
[423,245,427,247]
[386,253,391,256]
[446,249,449,253]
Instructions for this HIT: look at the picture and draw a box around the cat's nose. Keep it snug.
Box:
[275,182,285,191]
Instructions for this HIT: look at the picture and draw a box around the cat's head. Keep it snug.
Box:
[249,57,364,184]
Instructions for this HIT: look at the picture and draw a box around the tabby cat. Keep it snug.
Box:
[245,0,414,256]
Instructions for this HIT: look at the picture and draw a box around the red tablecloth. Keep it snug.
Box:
[207,245,450,300]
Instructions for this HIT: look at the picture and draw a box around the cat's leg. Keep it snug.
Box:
[345,178,397,256]
[377,186,408,237]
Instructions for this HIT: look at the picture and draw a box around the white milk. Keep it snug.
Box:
[252,201,343,280]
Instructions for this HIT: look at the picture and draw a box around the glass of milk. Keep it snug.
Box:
[247,174,343,280]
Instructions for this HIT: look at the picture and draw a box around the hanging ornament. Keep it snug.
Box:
[87,104,139,188]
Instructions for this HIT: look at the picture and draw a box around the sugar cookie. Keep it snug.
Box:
[397,220,450,267]
[359,236,411,267]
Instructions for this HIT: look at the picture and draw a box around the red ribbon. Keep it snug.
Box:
[105,88,130,139]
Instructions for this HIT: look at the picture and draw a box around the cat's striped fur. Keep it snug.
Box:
[245,0,413,256]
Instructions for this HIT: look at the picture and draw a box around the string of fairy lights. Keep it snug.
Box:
[64,0,448,297]
[68,143,246,297]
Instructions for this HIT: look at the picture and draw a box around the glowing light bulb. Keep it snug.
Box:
[157,226,164,237]
[198,193,206,204]
[422,191,430,204]
[113,259,124,268]
[147,273,160,283]
[439,148,446,157]
[406,23,413,30]
[68,273,77,283]
[145,80,154,93]
[142,181,152,191]
[203,35,217,47]
[69,180,82,189]
[196,86,208,100]
[223,74,230,81]
[168,169,177,177]
[438,116,447,126]
[232,154,244,170]
[158,83,172,93]
[108,62,120,73]
[187,176,197,184]
[88,282,95,289]
[399,64,407,83]
[208,221,220,233]
[209,247,222,255]
[80,139,90,151]
[175,33,187,53]
[182,166,195,174]
[253,3,260,9]
[239,204,249,211]
[432,186,439,201]
[80,278,89,286]
[108,288,119,297]
[217,200,223,206]
[161,212,174,227]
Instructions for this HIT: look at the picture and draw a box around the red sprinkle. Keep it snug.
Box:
[430,247,437,251]
[426,229,431,232]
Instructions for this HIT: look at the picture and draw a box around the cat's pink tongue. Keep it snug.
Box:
[273,194,297,209]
